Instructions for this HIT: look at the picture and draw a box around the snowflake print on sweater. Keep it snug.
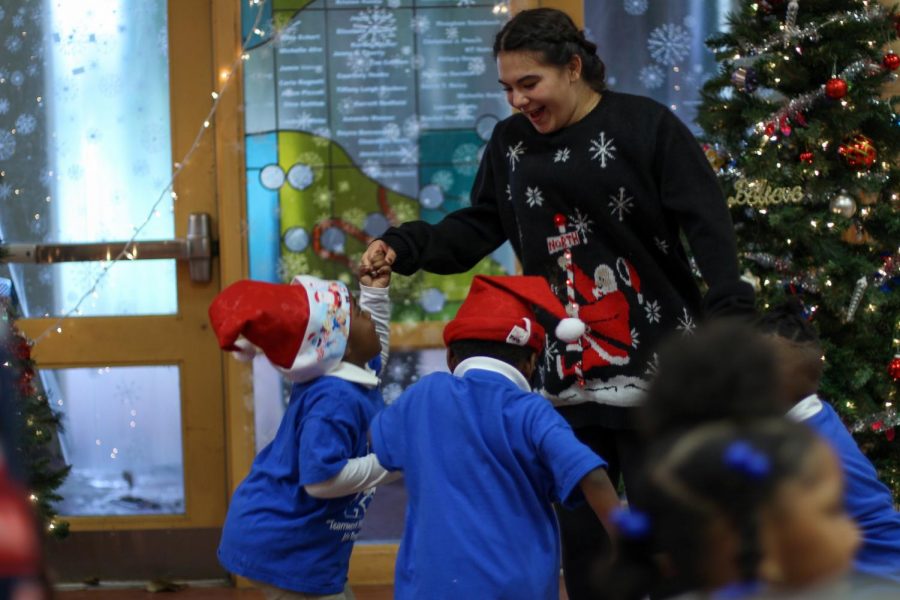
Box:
[525,186,544,208]
[608,187,633,221]
[554,147,570,163]
[589,131,616,167]
[676,308,695,335]
[507,141,525,171]
[644,300,661,324]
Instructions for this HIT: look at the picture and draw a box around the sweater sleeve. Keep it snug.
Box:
[380,141,508,276]
[653,111,755,317]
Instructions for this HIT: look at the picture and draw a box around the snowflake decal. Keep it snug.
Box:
[0,130,16,161]
[347,50,372,75]
[432,169,454,191]
[648,23,691,66]
[467,57,486,75]
[0,182,12,200]
[654,237,669,254]
[382,122,401,140]
[676,308,696,336]
[554,147,570,163]
[507,141,525,171]
[608,187,633,222]
[589,131,616,167]
[10,71,24,87]
[638,64,665,90]
[313,188,333,209]
[399,143,418,164]
[455,103,475,121]
[624,0,649,15]
[14,113,36,135]
[277,252,310,283]
[353,7,397,49]
[411,14,430,35]
[387,0,401,7]
[525,186,544,208]
[0,98,9,114]
[445,26,459,41]
[363,161,382,178]
[630,327,640,348]
[403,116,421,139]
[457,0,476,5]
[571,208,594,241]
[4,36,22,53]
[644,300,661,324]
[295,111,314,131]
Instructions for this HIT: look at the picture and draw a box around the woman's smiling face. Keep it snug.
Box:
[497,50,583,134]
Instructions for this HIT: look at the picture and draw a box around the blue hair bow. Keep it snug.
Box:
[609,506,651,540]
[724,440,770,480]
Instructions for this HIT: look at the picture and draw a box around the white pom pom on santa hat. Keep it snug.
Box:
[555,317,586,343]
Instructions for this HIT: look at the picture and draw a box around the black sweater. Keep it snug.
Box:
[383,91,753,426]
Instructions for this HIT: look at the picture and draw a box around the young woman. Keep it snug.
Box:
[361,9,753,597]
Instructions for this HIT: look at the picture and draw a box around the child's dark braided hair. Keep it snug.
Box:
[754,296,820,344]
[646,419,820,588]
[493,8,606,93]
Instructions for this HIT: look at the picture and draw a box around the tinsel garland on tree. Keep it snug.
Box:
[697,0,900,499]
[1,291,70,538]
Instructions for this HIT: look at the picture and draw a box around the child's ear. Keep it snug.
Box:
[446,347,459,372]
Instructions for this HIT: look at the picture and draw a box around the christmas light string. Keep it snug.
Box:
[30,0,273,345]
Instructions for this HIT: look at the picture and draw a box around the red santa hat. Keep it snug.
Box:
[208,276,351,382]
[443,275,586,353]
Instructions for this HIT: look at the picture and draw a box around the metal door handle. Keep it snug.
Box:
[0,213,215,283]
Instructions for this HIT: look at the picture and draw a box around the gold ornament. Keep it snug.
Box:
[841,222,874,245]
[726,177,805,208]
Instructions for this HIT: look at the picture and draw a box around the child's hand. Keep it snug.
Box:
[359,251,391,288]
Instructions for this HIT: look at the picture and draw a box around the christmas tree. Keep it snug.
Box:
[0,279,70,538]
[696,0,900,498]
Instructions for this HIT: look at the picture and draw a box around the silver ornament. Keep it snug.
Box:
[829,191,857,218]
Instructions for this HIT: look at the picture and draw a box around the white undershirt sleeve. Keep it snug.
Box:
[304,453,402,499]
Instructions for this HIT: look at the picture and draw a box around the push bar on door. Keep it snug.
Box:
[0,213,214,283]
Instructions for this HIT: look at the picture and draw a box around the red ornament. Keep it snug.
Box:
[872,420,884,432]
[799,151,814,164]
[553,214,566,227]
[889,355,900,381]
[764,122,776,136]
[838,134,877,169]
[888,428,897,442]
[779,116,792,136]
[825,77,848,99]
[883,52,900,72]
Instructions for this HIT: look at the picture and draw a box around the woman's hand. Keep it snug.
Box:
[360,239,396,281]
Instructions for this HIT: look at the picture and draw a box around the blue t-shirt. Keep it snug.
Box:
[804,400,900,582]
[370,366,607,600]
[218,374,384,594]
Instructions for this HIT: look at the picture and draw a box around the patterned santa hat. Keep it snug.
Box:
[443,275,586,353]
[208,276,351,383]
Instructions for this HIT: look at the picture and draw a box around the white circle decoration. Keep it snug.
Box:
[283,227,310,253]
[260,164,285,190]
[418,184,444,210]
[287,163,315,190]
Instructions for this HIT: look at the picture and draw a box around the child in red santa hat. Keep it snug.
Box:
[368,273,625,600]
[208,258,396,600]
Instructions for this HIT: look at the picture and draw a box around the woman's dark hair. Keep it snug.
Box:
[640,319,782,442]
[448,339,533,369]
[493,8,606,92]
[598,419,821,599]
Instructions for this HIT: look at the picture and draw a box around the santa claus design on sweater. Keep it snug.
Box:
[555,259,637,379]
